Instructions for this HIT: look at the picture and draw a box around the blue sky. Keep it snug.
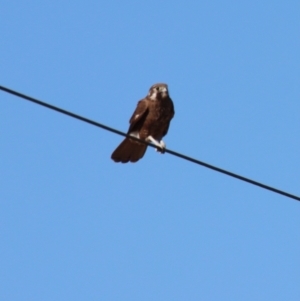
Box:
[1,1,299,300]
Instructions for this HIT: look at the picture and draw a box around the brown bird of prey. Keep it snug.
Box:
[111,83,175,163]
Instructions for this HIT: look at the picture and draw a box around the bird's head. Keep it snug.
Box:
[147,83,169,100]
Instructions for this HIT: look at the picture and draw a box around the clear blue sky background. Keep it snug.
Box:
[1,1,299,300]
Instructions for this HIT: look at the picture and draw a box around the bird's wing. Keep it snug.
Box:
[162,101,175,136]
[128,99,149,133]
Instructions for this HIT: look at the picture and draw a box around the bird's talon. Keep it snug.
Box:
[155,146,165,154]
[147,136,166,153]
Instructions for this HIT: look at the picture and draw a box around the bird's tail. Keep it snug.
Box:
[111,138,147,163]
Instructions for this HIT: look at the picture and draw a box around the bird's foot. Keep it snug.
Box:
[155,140,166,153]
[146,136,166,153]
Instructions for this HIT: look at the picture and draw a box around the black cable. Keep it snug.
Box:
[1,84,299,202]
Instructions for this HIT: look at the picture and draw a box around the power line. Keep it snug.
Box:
[1,84,299,202]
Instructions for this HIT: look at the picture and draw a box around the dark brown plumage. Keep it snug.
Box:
[111,83,175,163]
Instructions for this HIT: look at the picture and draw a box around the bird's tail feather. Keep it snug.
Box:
[111,138,147,163]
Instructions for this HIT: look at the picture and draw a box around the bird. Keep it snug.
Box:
[111,83,175,163]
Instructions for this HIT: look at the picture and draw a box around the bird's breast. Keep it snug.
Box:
[138,99,173,140]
